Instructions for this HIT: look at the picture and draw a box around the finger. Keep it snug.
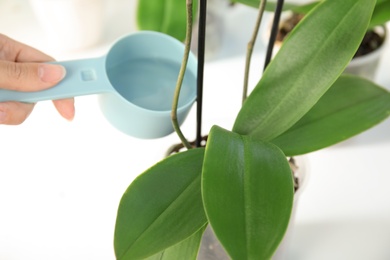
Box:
[0,101,34,125]
[0,60,66,92]
[53,98,75,121]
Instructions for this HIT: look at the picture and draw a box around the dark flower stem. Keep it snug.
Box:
[171,0,194,150]
[264,0,284,70]
[196,0,207,147]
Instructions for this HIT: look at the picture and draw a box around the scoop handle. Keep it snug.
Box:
[0,57,112,103]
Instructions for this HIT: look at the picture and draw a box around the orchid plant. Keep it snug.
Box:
[113,0,390,259]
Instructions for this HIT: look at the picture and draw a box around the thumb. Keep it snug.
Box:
[0,61,66,92]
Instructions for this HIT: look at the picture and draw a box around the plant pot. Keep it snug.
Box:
[344,25,387,80]
[197,156,309,260]
[29,0,106,52]
[266,12,387,80]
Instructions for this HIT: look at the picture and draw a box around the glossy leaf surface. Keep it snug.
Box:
[233,0,376,141]
[271,75,390,156]
[137,0,198,42]
[145,226,206,260]
[202,126,294,260]
[114,148,207,260]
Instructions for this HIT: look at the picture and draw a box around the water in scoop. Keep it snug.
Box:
[108,58,196,111]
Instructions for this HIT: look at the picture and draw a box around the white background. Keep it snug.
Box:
[0,0,390,259]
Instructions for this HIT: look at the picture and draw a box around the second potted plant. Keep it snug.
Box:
[266,0,390,80]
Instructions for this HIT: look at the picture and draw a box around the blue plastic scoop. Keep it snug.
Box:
[0,31,197,139]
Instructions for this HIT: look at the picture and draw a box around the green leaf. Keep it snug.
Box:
[369,0,390,28]
[234,0,388,24]
[230,0,301,10]
[266,1,320,14]
[114,148,207,260]
[145,225,206,260]
[271,75,390,156]
[202,126,294,260]
[289,2,320,14]
[137,0,198,42]
[260,0,388,29]
[230,0,320,13]
[233,0,376,141]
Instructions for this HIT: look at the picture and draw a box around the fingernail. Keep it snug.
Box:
[64,103,75,121]
[38,64,66,83]
[0,110,6,124]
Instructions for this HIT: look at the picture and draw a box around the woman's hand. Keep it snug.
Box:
[0,34,75,124]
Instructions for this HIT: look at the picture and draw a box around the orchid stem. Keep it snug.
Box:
[172,0,193,150]
[242,0,267,104]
